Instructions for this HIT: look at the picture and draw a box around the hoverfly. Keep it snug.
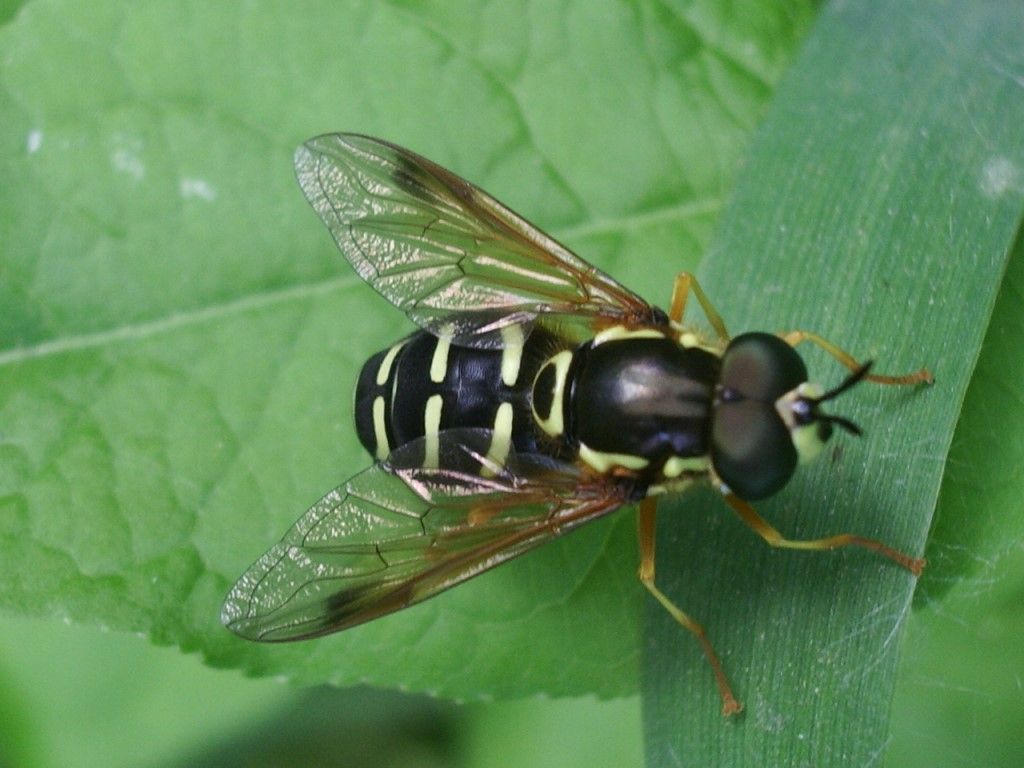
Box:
[221,134,932,715]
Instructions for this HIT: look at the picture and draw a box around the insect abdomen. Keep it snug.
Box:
[354,330,550,464]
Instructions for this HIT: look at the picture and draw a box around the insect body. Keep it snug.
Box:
[221,134,932,715]
[358,324,835,502]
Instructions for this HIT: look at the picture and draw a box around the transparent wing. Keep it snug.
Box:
[221,430,629,641]
[294,133,657,346]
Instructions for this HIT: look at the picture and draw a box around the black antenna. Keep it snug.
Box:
[805,361,873,436]
[815,361,874,403]
[822,413,863,436]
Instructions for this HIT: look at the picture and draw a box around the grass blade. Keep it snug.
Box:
[642,1,1024,764]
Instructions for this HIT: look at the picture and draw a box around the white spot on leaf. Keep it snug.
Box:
[979,156,1021,199]
[110,133,145,180]
[180,177,217,201]
[26,129,43,154]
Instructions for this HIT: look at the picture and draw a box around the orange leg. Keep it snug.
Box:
[637,497,743,716]
[723,493,925,575]
[779,330,933,386]
[668,272,730,342]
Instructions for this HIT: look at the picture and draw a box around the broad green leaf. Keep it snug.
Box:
[887,232,1024,765]
[0,0,815,701]
[642,1,1024,766]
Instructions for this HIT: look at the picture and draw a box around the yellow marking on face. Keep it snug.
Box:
[662,455,709,478]
[372,396,390,461]
[430,336,451,384]
[500,325,525,386]
[792,424,827,464]
[775,383,824,429]
[532,350,574,437]
[423,394,443,467]
[775,383,828,464]
[578,443,649,473]
[481,402,514,478]
[376,341,407,386]
[592,325,665,346]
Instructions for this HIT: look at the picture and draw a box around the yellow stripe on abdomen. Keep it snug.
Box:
[423,394,444,467]
[481,402,514,477]
[372,396,390,461]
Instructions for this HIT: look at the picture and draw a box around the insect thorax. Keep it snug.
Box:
[559,330,719,484]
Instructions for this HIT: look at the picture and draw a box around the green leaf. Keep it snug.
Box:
[887,232,1024,764]
[642,1,1024,766]
[0,0,814,702]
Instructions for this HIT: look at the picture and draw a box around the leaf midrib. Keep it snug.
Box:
[0,195,723,366]
[0,273,361,365]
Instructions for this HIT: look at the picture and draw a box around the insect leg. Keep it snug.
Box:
[723,493,926,575]
[779,330,933,385]
[668,272,730,342]
[637,497,743,716]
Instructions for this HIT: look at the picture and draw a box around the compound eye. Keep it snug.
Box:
[712,400,797,500]
[721,333,808,402]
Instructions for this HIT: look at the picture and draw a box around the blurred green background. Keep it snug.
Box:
[0,611,643,767]
[2,1,1023,766]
